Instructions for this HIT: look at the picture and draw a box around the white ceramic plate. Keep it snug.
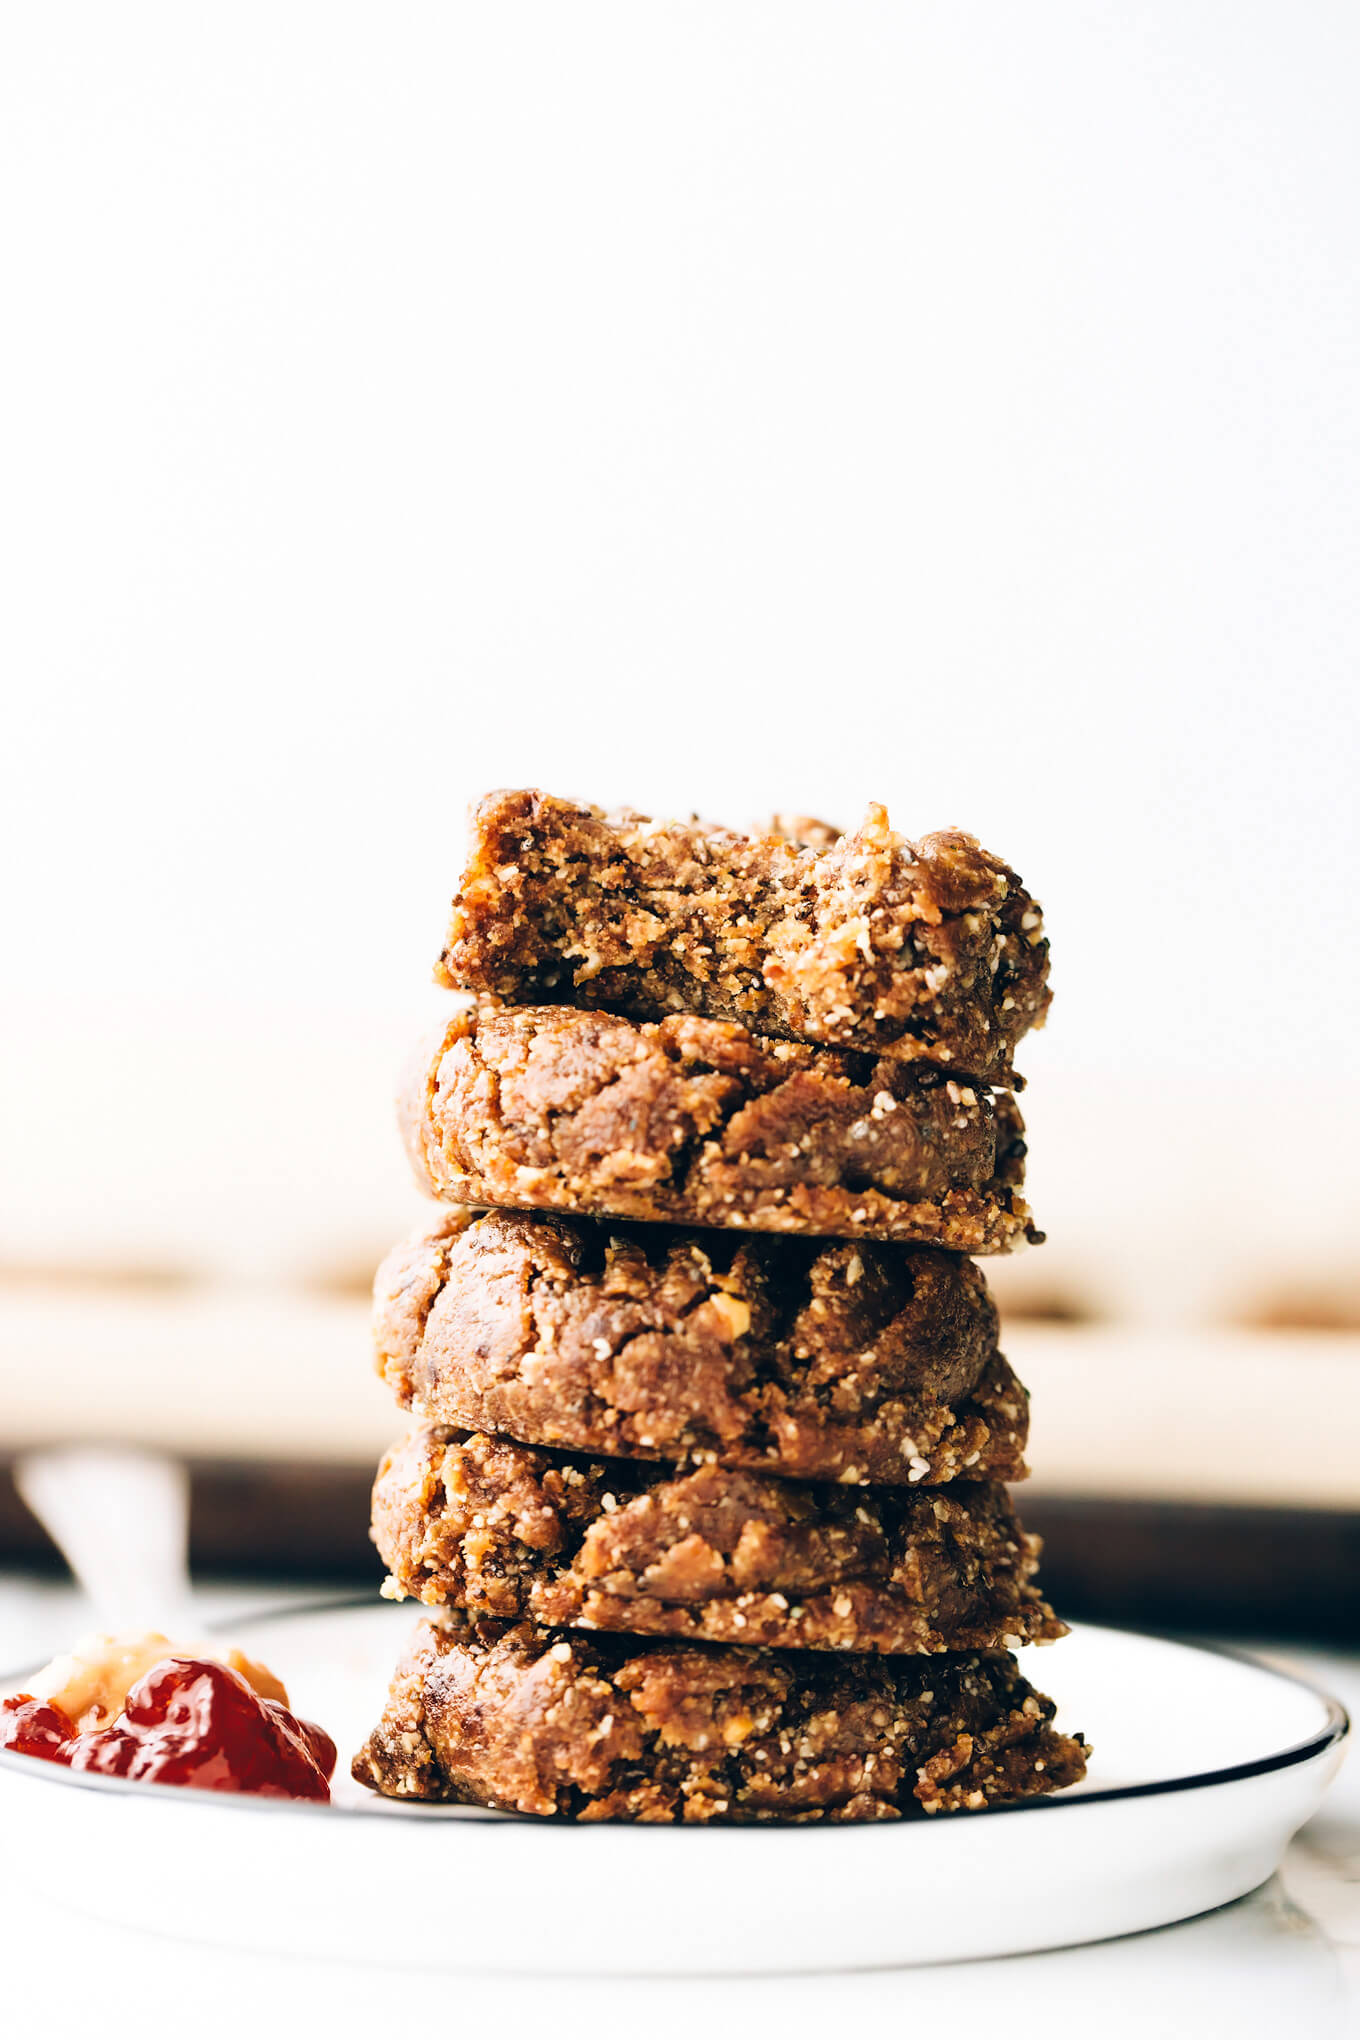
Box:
[0,1601,1345,1975]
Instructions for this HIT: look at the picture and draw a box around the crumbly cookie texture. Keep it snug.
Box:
[401,1004,1036,1253]
[374,1209,1029,1487]
[372,1426,1064,1656]
[351,1616,1089,1822]
[436,790,1050,1083]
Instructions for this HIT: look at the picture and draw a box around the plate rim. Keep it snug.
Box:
[1,1596,1347,1828]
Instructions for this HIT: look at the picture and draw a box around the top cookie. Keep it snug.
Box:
[436,790,1050,1082]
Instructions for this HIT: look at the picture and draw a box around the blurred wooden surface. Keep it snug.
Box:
[4,1283,1358,1641]
[3,1287,1358,1504]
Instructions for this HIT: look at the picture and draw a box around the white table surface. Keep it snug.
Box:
[2,1577,1356,2040]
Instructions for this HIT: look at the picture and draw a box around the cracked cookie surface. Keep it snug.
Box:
[372,1425,1063,1654]
[401,1004,1035,1252]
[374,1209,1029,1486]
[352,1615,1089,1821]
[437,789,1050,1082]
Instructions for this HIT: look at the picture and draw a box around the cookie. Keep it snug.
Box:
[374,1209,1029,1486]
[352,1616,1088,1821]
[402,1003,1035,1252]
[374,1426,1062,1654]
[437,790,1049,1081]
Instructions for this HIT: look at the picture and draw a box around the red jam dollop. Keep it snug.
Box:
[1,1657,336,1802]
[0,1696,77,1763]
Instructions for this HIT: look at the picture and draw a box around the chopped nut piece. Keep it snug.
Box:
[706,1291,752,1340]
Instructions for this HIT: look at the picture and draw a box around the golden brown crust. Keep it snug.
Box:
[372,1426,1064,1655]
[373,1208,1029,1486]
[351,1616,1089,1821]
[437,790,1050,1082]
[402,1004,1036,1253]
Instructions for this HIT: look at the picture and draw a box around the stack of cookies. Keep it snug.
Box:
[352,790,1089,1822]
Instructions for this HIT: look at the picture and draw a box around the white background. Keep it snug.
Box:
[2,3,1358,1320]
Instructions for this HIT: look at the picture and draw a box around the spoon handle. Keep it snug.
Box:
[14,1445,195,1636]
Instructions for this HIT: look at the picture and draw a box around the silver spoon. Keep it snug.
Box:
[13,1444,196,1637]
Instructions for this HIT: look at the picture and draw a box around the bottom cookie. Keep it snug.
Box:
[351,1616,1089,1823]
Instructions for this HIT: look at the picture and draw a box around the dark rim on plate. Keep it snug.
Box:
[0,1598,1348,1826]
